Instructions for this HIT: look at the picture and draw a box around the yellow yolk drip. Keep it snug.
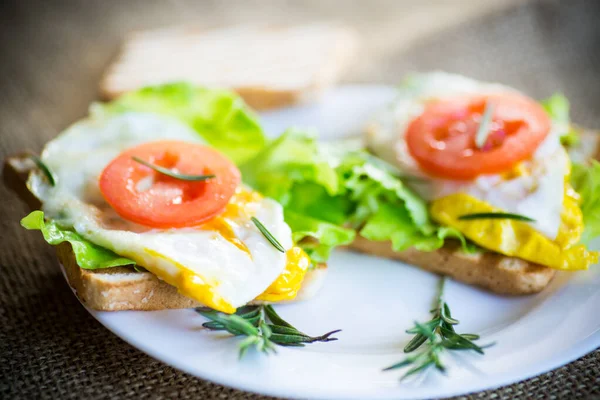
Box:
[198,187,264,257]
[142,248,236,314]
[138,187,310,313]
[501,162,530,180]
[555,183,584,249]
[255,247,311,302]
[200,218,251,256]
[429,193,598,270]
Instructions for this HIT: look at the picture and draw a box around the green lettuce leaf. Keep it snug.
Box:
[241,129,472,257]
[21,211,135,270]
[285,210,355,263]
[540,93,580,147]
[571,161,600,244]
[240,130,356,259]
[98,83,265,163]
[241,129,339,201]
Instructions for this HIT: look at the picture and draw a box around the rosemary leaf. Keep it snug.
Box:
[403,334,428,353]
[269,333,311,346]
[132,156,215,181]
[383,358,414,371]
[268,324,311,337]
[440,303,459,325]
[460,334,480,341]
[250,218,286,253]
[264,305,293,328]
[385,276,491,379]
[475,102,494,149]
[458,212,535,222]
[196,305,340,357]
[28,154,56,186]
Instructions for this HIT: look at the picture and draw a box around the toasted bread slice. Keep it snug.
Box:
[100,24,359,110]
[349,128,600,295]
[4,154,327,311]
[351,237,555,295]
[57,241,327,311]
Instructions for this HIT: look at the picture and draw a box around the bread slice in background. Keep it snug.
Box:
[3,154,327,311]
[100,24,359,110]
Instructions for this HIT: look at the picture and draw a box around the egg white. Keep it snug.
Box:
[366,72,567,239]
[29,112,292,309]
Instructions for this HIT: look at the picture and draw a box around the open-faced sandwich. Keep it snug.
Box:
[241,72,600,295]
[4,85,353,313]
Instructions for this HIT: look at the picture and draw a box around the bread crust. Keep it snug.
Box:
[58,241,327,311]
[350,237,555,295]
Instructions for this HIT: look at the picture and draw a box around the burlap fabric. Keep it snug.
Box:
[1,0,598,398]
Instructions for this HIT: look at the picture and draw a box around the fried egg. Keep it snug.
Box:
[366,72,567,237]
[28,112,308,313]
[366,72,596,269]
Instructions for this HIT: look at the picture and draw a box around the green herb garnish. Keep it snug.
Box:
[560,128,581,147]
[384,276,491,379]
[197,305,340,358]
[458,212,535,222]
[28,154,56,186]
[131,156,215,181]
[251,216,286,253]
[475,102,494,149]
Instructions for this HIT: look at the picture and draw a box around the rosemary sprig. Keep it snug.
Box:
[28,153,56,186]
[251,217,286,253]
[132,156,216,181]
[384,276,491,379]
[475,101,494,149]
[458,212,535,222]
[197,305,340,357]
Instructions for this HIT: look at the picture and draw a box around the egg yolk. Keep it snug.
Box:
[138,187,310,313]
[143,248,236,313]
[198,187,264,257]
[429,192,598,270]
[500,162,530,180]
[255,246,311,302]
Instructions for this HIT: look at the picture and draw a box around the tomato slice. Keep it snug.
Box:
[405,92,551,180]
[99,141,241,228]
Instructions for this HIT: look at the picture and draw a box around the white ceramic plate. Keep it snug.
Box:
[87,86,600,400]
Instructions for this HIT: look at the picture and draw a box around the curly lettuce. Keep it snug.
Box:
[571,161,600,244]
[241,129,472,256]
[96,83,265,163]
[543,94,599,244]
[21,211,135,270]
[540,93,580,147]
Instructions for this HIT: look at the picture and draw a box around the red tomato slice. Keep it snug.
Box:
[405,92,551,180]
[99,141,241,228]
